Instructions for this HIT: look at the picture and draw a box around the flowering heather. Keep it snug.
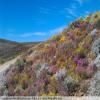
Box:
[2,12,100,96]
[86,64,96,77]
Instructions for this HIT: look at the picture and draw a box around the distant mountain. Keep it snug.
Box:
[0,38,39,64]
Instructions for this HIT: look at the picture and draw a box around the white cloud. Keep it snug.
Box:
[66,15,73,19]
[84,11,91,15]
[49,26,65,34]
[34,32,46,36]
[20,33,32,37]
[19,25,65,38]
[20,32,46,37]
[5,26,65,40]
[65,8,78,18]
[64,1,79,18]
[64,0,86,18]
[71,3,77,9]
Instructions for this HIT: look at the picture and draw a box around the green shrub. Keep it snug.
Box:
[94,19,100,29]
[67,82,79,95]
[16,59,26,72]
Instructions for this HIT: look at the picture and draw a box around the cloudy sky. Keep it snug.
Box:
[0,0,100,42]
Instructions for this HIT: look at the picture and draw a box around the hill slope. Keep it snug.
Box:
[1,12,100,96]
[0,39,39,64]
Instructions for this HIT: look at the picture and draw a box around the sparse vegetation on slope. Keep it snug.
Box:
[0,39,39,64]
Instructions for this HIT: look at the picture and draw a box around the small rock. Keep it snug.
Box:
[94,55,100,69]
[92,38,100,56]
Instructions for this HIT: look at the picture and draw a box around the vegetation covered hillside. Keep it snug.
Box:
[1,12,100,96]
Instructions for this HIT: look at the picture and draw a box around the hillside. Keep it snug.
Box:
[0,39,39,64]
[0,12,100,96]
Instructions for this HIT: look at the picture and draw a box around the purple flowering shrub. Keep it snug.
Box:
[2,13,100,96]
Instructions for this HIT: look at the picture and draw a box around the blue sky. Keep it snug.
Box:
[0,0,100,42]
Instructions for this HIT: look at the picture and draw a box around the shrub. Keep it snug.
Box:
[16,59,26,72]
[85,16,91,23]
[94,18,100,29]
[8,85,15,96]
[63,76,79,95]
[74,28,81,36]
[67,82,79,95]
[84,35,93,45]
[94,13,99,21]
[14,85,23,95]
[77,58,88,67]
[76,47,86,58]
[27,85,36,96]
[47,79,58,95]
[49,65,58,74]
[86,64,96,77]
[75,66,86,75]
[19,74,29,90]
[20,89,29,96]
[6,72,15,85]
[59,36,66,42]
[51,34,61,41]
[87,51,96,61]
[68,69,81,81]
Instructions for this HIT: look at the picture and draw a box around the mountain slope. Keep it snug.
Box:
[1,12,100,96]
[0,39,39,64]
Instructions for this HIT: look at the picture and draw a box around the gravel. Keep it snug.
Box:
[87,71,100,96]
[0,57,19,96]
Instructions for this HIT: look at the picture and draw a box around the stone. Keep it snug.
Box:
[90,29,98,36]
[55,68,66,80]
[92,38,100,56]
[94,55,100,69]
